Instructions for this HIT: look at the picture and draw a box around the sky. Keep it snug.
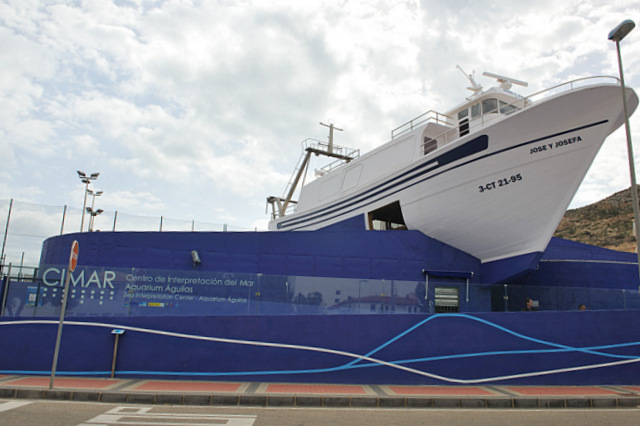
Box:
[1,0,640,266]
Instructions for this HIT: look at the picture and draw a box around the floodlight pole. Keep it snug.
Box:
[609,19,640,292]
[77,171,99,232]
[87,190,103,232]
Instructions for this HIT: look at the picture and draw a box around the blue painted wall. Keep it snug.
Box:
[34,231,640,315]
[503,238,640,311]
[40,230,481,282]
[41,232,640,289]
[0,229,634,385]
[514,238,640,289]
[1,310,639,385]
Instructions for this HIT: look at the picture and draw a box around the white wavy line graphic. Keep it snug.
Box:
[1,319,639,384]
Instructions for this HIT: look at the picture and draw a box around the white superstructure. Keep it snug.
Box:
[267,73,638,263]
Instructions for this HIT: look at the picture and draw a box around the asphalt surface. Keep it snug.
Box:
[1,375,639,409]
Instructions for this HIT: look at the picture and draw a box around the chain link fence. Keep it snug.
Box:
[0,198,255,276]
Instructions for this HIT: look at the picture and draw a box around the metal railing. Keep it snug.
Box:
[391,110,454,139]
[304,138,360,176]
[391,76,621,146]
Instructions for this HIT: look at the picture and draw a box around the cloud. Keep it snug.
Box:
[1,0,640,267]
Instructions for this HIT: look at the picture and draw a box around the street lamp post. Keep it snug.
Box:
[609,19,640,292]
[77,171,99,232]
[85,207,104,232]
[87,189,103,232]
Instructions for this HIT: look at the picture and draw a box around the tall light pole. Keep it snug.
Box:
[77,171,99,232]
[85,207,104,232]
[609,19,640,292]
[87,189,103,232]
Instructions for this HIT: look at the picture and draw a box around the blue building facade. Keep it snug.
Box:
[0,228,638,385]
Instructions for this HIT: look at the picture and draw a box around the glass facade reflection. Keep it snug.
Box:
[1,264,639,317]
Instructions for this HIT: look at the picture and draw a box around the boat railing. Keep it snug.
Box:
[303,138,360,158]
[391,110,454,139]
[434,127,462,147]
[524,75,620,104]
[303,138,360,176]
[266,195,298,218]
[273,138,360,218]
[433,76,621,144]
[280,139,328,201]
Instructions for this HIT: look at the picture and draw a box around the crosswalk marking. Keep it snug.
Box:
[79,405,257,426]
[0,400,33,413]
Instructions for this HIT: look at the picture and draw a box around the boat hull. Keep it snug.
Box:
[271,84,638,262]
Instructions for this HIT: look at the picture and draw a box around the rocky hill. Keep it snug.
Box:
[554,186,638,252]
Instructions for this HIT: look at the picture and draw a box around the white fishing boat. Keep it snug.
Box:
[267,71,638,263]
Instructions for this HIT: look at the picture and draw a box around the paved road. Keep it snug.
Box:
[2,400,640,426]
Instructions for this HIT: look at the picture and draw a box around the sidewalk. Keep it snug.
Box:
[1,375,639,409]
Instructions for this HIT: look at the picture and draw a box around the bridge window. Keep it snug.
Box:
[500,100,519,115]
[471,103,481,118]
[482,98,498,114]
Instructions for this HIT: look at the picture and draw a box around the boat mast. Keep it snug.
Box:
[267,122,356,220]
[319,122,343,154]
[456,65,483,95]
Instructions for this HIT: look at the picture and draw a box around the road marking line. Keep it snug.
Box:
[81,406,256,425]
[0,400,33,413]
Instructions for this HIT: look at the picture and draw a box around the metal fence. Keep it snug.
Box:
[0,198,254,276]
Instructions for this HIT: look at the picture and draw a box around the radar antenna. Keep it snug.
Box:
[482,71,528,90]
[457,65,483,94]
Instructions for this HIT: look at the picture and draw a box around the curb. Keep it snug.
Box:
[1,388,640,409]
